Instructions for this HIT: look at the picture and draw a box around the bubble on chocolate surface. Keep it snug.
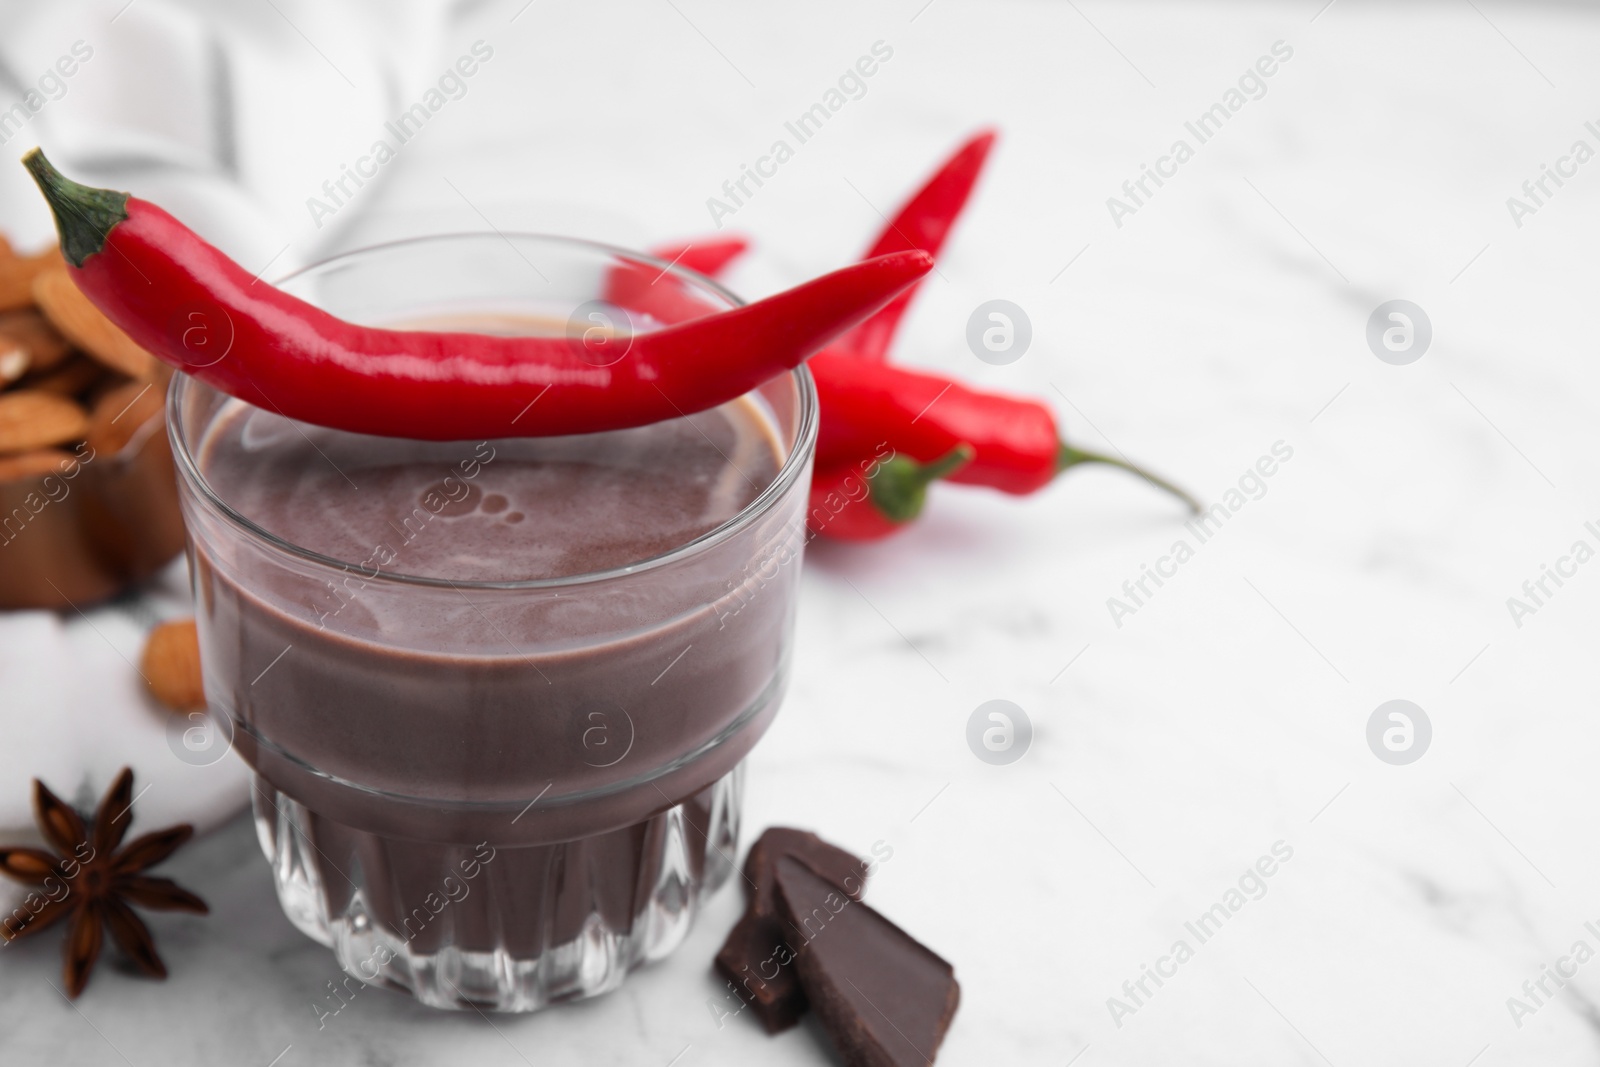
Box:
[420,479,481,517]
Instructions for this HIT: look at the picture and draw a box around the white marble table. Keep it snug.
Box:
[7,0,1600,1063]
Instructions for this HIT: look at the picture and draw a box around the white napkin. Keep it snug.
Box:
[0,0,472,860]
[0,559,249,840]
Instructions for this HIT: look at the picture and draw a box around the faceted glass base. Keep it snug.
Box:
[252,768,741,1012]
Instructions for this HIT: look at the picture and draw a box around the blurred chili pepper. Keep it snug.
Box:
[635,130,995,358]
[647,236,749,279]
[626,129,1194,526]
[811,351,1196,509]
[807,446,974,541]
[600,244,740,329]
[836,128,996,361]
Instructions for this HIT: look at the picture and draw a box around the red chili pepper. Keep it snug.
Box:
[620,135,1188,515]
[25,151,932,442]
[836,128,996,361]
[637,130,997,361]
[811,351,1196,509]
[647,236,749,279]
[807,445,974,541]
[599,236,752,328]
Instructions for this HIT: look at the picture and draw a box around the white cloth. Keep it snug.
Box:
[0,560,249,840]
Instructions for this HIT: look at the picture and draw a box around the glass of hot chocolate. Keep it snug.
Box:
[167,234,816,1011]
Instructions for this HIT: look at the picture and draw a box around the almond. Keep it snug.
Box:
[32,269,154,379]
[83,372,138,411]
[0,390,88,454]
[141,618,206,713]
[0,271,30,313]
[0,246,59,313]
[0,447,76,482]
[86,381,163,455]
[21,354,108,398]
[0,338,27,384]
[0,308,71,374]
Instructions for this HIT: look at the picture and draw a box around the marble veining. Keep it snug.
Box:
[5,1,1600,1064]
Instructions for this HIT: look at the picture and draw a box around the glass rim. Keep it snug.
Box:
[167,231,819,592]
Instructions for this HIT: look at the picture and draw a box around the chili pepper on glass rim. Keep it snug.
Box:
[22,150,933,442]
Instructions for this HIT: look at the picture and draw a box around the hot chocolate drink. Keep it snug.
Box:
[177,320,811,1009]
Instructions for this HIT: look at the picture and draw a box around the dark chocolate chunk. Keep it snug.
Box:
[744,827,869,912]
[714,827,869,1033]
[715,909,808,1032]
[775,856,959,1067]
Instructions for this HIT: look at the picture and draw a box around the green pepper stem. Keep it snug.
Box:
[1058,442,1200,514]
[908,445,975,486]
[870,444,976,523]
[21,149,128,267]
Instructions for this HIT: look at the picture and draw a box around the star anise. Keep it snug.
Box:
[0,767,208,997]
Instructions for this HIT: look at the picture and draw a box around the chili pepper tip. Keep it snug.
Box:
[846,130,999,362]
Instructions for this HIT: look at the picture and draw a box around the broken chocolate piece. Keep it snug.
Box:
[775,857,959,1067]
[715,909,808,1033]
[744,827,869,912]
[714,827,869,1033]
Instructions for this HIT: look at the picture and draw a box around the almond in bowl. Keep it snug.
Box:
[0,242,185,610]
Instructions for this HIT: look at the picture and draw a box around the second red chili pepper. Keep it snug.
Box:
[811,351,1197,509]
[807,445,974,540]
[629,129,993,355]
[835,128,996,361]
[620,130,1195,525]
[646,236,750,280]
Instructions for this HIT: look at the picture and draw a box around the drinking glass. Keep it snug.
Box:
[168,234,816,1011]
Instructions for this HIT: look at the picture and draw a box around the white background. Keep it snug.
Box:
[4,1,1600,1064]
